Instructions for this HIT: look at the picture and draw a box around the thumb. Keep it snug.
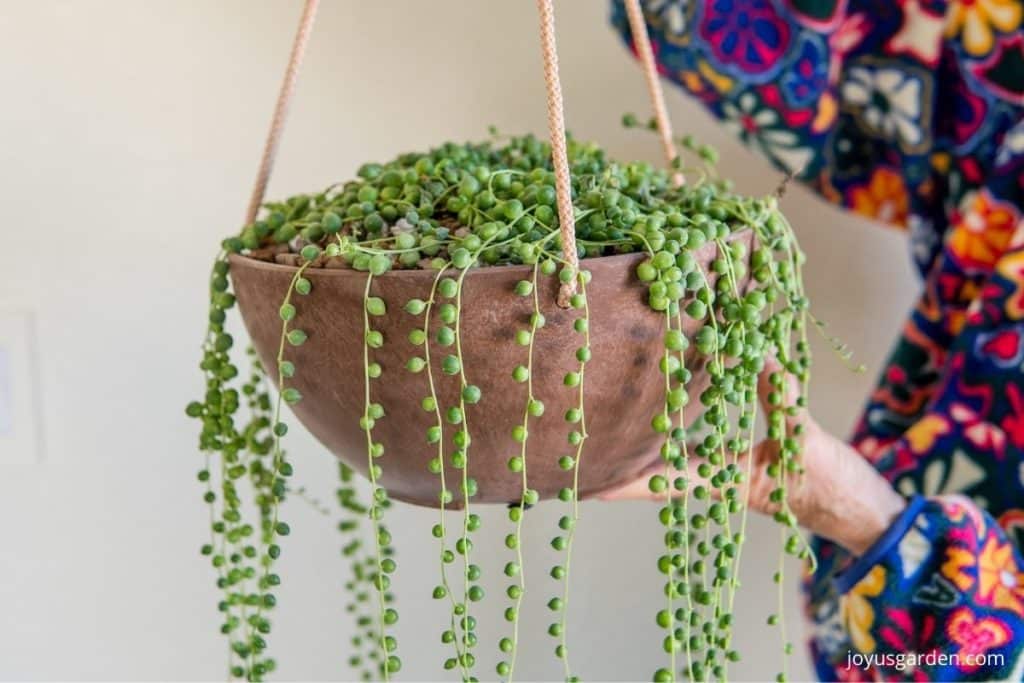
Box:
[594,450,703,502]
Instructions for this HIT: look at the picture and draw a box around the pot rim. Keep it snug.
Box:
[226,226,752,280]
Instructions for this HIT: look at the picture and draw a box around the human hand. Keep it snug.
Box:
[599,361,907,557]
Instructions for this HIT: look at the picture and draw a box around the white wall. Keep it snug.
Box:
[0,1,917,680]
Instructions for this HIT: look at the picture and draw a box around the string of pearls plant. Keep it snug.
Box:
[188,122,818,682]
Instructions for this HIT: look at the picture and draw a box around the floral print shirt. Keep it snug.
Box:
[611,0,1024,680]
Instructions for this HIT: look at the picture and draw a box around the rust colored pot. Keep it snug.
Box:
[230,231,751,508]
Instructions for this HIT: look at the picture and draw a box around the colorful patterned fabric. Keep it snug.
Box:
[612,1,1024,679]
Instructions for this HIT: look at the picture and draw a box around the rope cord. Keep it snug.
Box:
[535,0,579,307]
[623,0,684,186]
[244,0,320,225]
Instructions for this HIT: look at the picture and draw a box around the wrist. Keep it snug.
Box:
[803,437,907,556]
[830,473,906,556]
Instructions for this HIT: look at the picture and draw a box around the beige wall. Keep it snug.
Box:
[0,1,917,680]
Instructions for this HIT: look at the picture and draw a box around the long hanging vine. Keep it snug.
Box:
[189,124,824,682]
[407,264,475,678]
[496,262,541,681]
[547,268,590,682]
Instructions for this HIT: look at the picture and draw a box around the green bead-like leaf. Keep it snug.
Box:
[365,297,386,316]
[404,299,426,315]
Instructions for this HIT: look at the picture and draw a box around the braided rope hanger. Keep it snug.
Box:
[244,0,679,307]
[534,0,579,306]
[243,0,320,226]
[622,0,684,186]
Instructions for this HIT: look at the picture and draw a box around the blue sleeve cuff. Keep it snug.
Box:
[833,495,926,594]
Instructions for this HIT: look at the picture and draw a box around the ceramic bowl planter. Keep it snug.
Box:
[231,231,752,506]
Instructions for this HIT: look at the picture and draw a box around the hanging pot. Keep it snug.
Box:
[230,230,752,507]
[228,0,752,507]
